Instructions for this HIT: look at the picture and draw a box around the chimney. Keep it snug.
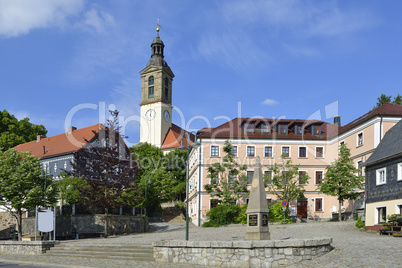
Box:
[43,146,46,155]
[334,116,341,126]
[36,135,45,142]
[68,126,77,134]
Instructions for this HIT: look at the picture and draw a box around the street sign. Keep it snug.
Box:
[281,200,287,207]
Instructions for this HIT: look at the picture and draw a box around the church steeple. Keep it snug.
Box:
[139,23,174,148]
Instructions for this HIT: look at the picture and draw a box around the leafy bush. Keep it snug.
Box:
[269,202,291,223]
[176,201,186,215]
[355,215,365,229]
[234,204,248,224]
[202,205,241,227]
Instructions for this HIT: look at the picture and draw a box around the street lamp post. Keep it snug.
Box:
[39,164,48,207]
[177,132,200,241]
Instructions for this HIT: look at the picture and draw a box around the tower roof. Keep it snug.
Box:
[146,27,168,68]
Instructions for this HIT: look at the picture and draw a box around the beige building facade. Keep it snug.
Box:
[187,104,402,226]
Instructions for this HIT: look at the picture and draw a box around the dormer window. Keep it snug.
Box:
[312,125,320,135]
[279,124,288,134]
[245,123,255,133]
[295,125,302,135]
[260,124,270,134]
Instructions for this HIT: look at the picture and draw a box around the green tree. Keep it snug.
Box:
[0,149,57,240]
[204,140,248,206]
[317,143,364,221]
[130,143,187,214]
[392,94,402,105]
[0,110,47,151]
[267,153,309,212]
[56,173,89,205]
[374,93,392,109]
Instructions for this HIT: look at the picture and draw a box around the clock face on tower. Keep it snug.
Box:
[145,109,156,121]
[164,110,170,122]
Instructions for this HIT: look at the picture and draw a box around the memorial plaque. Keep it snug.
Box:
[262,214,268,226]
[249,214,258,226]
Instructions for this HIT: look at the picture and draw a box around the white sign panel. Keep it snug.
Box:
[38,210,54,232]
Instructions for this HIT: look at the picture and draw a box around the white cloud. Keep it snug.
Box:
[0,0,85,38]
[81,5,115,33]
[261,98,279,106]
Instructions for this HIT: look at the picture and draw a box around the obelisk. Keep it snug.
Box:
[245,157,270,240]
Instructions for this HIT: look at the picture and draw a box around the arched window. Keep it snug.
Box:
[164,77,169,100]
[148,76,154,85]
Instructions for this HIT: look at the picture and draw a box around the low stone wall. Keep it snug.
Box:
[153,238,333,268]
[0,212,18,239]
[0,241,58,255]
[23,215,147,238]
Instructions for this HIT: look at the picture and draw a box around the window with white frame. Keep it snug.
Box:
[211,145,219,157]
[398,163,402,181]
[315,198,323,212]
[299,147,307,158]
[264,170,272,185]
[231,146,238,157]
[247,171,254,184]
[357,160,363,176]
[298,171,307,185]
[316,147,324,158]
[264,146,273,157]
[315,171,323,184]
[282,146,290,157]
[228,174,237,184]
[247,146,255,157]
[377,206,387,223]
[357,132,363,146]
[376,167,386,185]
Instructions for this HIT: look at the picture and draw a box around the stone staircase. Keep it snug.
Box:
[162,206,185,223]
[44,243,154,262]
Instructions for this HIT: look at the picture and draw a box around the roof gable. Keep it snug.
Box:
[161,123,195,150]
[364,120,402,166]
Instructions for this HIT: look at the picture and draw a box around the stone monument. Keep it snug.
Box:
[245,157,270,240]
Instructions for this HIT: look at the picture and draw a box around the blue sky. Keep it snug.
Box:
[1,0,401,146]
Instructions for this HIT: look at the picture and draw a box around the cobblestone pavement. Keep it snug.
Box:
[0,221,401,267]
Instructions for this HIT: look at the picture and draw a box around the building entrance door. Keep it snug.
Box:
[297,199,308,218]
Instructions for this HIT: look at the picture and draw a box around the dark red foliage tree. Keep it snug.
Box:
[65,110,138,236]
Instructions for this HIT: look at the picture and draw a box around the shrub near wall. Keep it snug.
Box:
[202,203,291,227]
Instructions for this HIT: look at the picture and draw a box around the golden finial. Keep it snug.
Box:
[156,19,162,32]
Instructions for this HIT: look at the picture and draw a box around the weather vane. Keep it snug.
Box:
[156,19,163,32]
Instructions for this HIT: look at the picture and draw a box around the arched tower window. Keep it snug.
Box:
[148,76,154,85]
[148,76,154,98]
[164,77,169,100]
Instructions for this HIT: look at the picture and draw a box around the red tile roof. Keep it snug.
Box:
[197,103,402,140]
[161,123,195,150]
[14,124,102,158]
[339,102,402,134]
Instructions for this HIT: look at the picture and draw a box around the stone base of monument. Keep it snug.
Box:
[245,231,270,240]
[153,238,333,267]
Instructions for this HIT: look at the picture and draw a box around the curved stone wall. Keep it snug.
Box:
[153,238,333,267]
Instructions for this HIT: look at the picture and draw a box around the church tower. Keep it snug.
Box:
[139,27,174,148]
